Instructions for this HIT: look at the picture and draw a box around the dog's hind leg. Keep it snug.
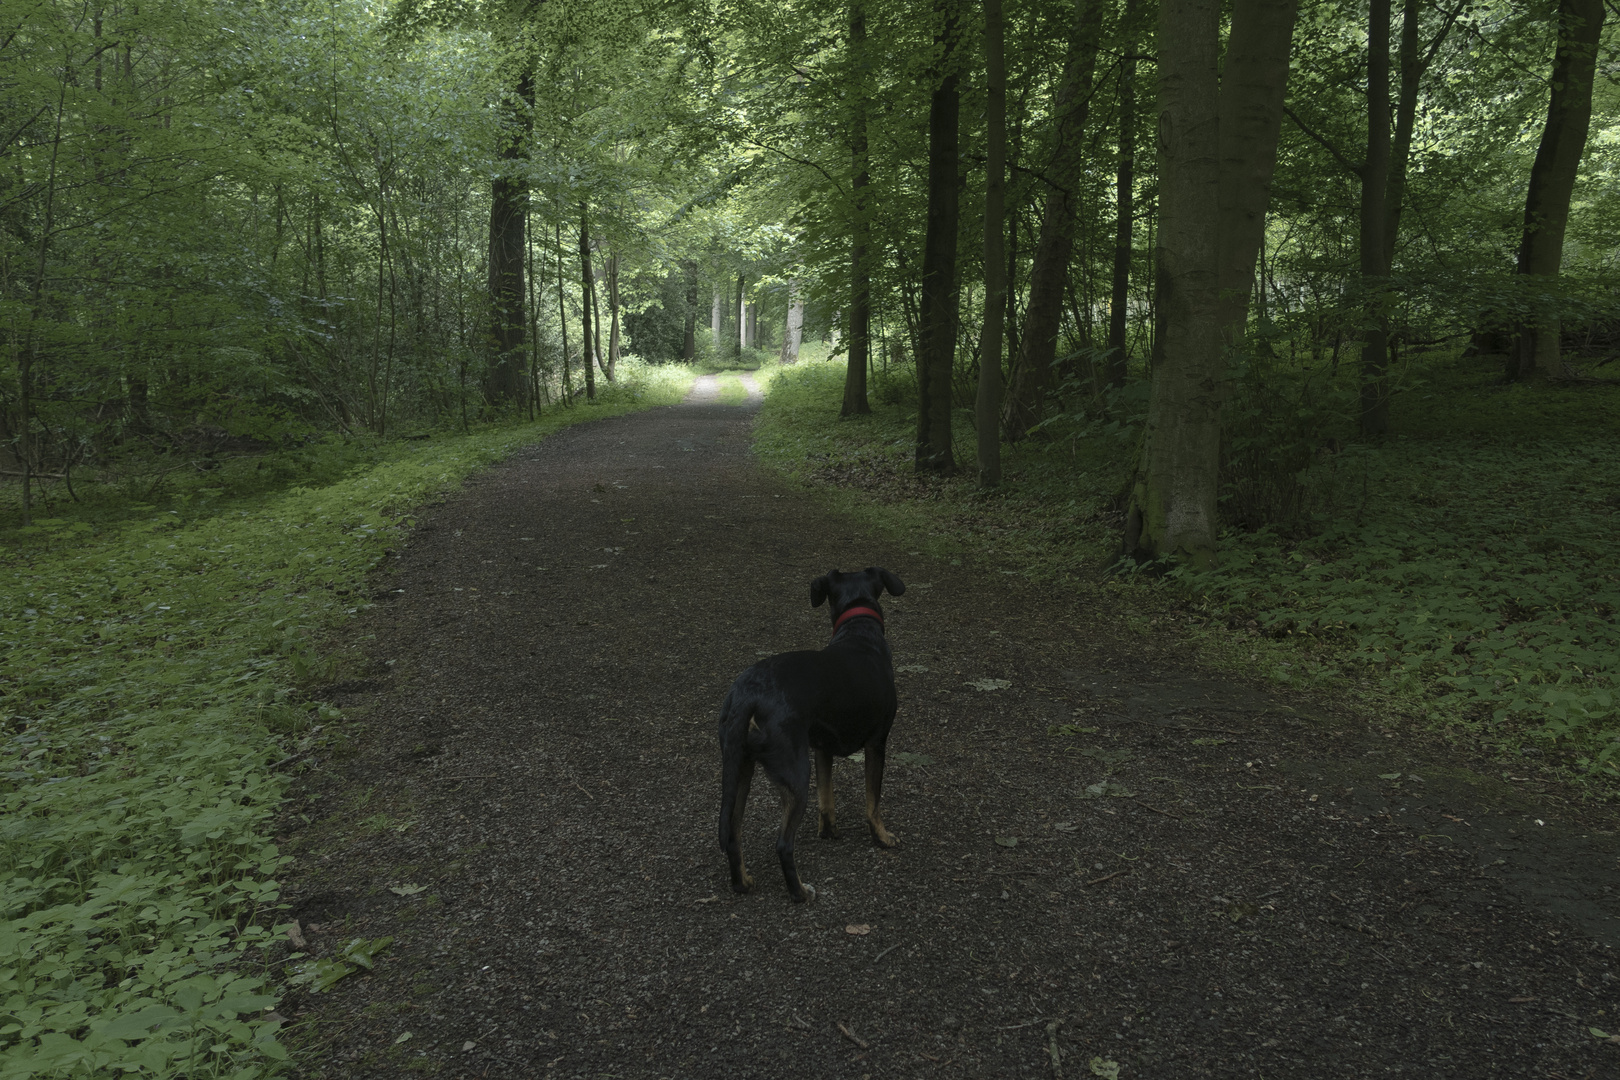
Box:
[773,769,815,903]
[863,735,899,848]
[719,755,755,893]
[815,749,838,840]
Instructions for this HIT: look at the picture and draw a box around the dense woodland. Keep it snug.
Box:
[3,0,1614,534]
[2,0,1619,1072]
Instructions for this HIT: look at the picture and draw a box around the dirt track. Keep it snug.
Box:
[281,378,1620,1078]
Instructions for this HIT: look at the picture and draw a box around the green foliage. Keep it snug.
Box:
[1179,358,1620,762]
[758,350,1620,775]
[0,367,688,1077]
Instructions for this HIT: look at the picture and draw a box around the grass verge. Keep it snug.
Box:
[0,361,692,1078]
[752,352,1620,790]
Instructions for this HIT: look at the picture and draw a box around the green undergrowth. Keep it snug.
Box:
[753,354,1620,784]
[1178,359,1620,771]
[0,364,691,1078]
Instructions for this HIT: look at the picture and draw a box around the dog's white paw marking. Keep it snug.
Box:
[801,883,816,902]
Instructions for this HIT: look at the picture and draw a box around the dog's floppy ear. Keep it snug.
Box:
[810,575,831,608]
[871,566,905,597]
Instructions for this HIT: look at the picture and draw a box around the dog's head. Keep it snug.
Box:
[810,566,905,622]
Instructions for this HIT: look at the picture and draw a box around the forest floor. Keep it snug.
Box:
[279,376,1620,1079]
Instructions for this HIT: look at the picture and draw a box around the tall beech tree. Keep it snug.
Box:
[486,70,534,404]
[976,0,1007,487]
[915,0,964,474]
[843,0,873,418]
[1000,0,1104,441]
[1126,0,1298,564]
[1510,0,1606,380]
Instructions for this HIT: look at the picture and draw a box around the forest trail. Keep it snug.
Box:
[282,390,1619,1079]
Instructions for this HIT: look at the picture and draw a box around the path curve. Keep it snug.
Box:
[282,391,1617,1079]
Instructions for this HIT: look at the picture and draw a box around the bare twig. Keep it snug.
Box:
[436,775,499,782]
[836,1021,869,1049]
[1084,869,1131,887]
[1133,799,1181,820]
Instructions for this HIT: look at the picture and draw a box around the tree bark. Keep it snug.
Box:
[976,0,1006,485]
[1105,0,1140,390]
[781,280,805,363]
[1214,0,1299,335]
[1510,0,1605,380]
[842,0,873,416]
[1000,0,1104,441]
[579,203,596,400]
[916,0,963,473]
[711,288,722,357]
[486,71,533,404]
[1357,0,1393,435]
[683,263,698,361]
[607,252,621,377]
[1128,0,1222,562]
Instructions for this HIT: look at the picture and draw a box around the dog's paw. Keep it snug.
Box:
[818,821,840,841]
[870,827,900,849]
[799,882,816,903]
[731,871,755,894]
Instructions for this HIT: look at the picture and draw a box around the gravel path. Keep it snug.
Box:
[281,384,1620,1079]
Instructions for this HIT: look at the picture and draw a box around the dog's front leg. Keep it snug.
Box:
[815,749,838,840]
[863,737,899,848]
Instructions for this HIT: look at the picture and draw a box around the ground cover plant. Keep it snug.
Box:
[752,353,1620,785]
[0,363,691,1078]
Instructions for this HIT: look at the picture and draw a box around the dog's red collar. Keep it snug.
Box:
[831,605,884,635]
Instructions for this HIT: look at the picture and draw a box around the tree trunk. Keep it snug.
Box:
[781,281,804,363]
[1105,0,1140,390]
[737,273,746,358]
[1214,0,1299,335]
[711,289,723,357]
[486,71,533,404]
[683,263,698,361]
[1510,0,1605,380]
[1357,0,1392,435]
[590,253,609,381]
[976,0,1006,486]
[915,0,963,474]
[607,252,621,377]
[579,203,596,401]
[1000,0,1104,441]
[843,0,873,416]
[1123,0,1224,565]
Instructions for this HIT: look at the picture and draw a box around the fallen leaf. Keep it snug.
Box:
[895,664,930,673]
[394,1032,412,1045]
[1192,737,1232,747]
[994,836,1019,848]
[966,678,1012,692]
[1090,1058,1121,1079]
[461,1041,477,1052]
[1507,996,1536,1004]
[1053,821,1078,832]
[285,922,307,949]
[389,884,426,896]
[695,896,719,904]
[845,924,872,936]
[1378,772,1402,781]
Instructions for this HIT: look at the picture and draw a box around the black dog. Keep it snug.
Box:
[717,566,906,902]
